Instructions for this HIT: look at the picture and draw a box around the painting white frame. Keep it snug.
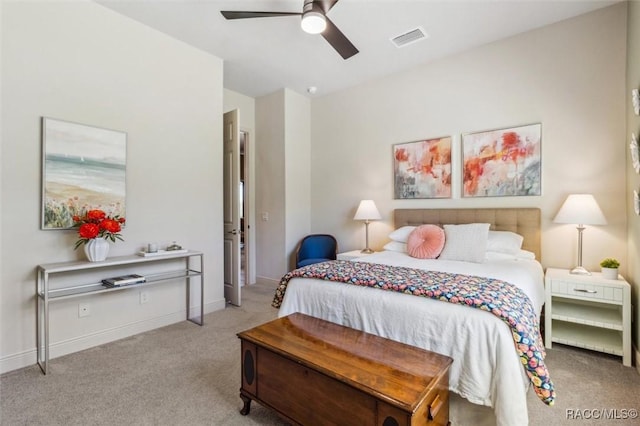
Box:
[41,117,127,229]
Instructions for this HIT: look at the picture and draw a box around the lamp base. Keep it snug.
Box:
[361,248,374,254]
[570,266,592,275]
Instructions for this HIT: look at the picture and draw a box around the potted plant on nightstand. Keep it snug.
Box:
[599,258,620,280]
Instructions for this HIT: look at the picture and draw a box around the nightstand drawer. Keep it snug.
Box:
[551,280,623,303]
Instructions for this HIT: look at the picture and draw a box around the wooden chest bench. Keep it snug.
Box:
[237,313,453,426]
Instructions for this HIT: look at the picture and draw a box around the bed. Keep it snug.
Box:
[274,208,552,426]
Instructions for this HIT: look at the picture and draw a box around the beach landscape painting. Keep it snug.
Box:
[42,118,126,229]
[462,123,541,197]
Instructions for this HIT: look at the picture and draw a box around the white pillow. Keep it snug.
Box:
[485,249,537,261]
[388,226,416,243]
[383,241,407,253]
[486,230,524,255]
[438,223,490,263]
[517,249,536,260]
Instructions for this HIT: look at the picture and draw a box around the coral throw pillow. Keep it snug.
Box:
[406,225,445,259]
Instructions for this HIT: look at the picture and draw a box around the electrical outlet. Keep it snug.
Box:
[140,291,149,305]
[78,303,90,318]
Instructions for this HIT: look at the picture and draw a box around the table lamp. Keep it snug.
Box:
[553,194,607,275]
[354,200,381,253]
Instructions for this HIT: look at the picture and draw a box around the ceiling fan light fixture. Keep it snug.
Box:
[222,0,358,60]
[301,10,326,34]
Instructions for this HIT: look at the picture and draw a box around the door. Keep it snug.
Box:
[223,109,241,306]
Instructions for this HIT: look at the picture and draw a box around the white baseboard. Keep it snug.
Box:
[0,298,225,375]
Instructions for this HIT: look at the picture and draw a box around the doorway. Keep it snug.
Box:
[223,108,252,307]
[240,131,248,288]
[223,110,241,306]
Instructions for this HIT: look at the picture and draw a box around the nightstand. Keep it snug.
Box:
[337,250,376,261]
[544,268,631,366]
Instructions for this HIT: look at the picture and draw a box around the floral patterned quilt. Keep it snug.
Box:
[272,259,555,406]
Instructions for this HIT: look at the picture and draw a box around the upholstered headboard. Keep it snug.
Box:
[394,208,541,261]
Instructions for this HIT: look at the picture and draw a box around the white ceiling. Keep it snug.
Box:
[97,0,620,98]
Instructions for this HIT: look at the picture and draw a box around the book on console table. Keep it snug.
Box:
[102,274,146,287]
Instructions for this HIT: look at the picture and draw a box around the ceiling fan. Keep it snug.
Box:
[221,0,359,60]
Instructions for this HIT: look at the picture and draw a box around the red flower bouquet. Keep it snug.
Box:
[73,209,126,249]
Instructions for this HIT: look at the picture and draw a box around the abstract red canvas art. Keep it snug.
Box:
[462,124,541,197]
[393,137,452,199]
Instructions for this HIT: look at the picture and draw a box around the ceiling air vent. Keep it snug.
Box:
[390,27,428,48]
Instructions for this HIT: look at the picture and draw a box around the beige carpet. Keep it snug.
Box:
[1,282,638,425]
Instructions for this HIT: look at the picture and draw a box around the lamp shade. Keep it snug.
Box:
[553,194,607,225]
[354,200,381,221]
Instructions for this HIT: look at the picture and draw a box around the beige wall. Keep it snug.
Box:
[1,1,224,373]
[0,1,4,346]
[255,90,287,280]
[255,89,311,281]
[284,90,311,271]
[310,4,628,276]
[626,1,640,367]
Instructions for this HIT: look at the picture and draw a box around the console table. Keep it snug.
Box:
[36,250,204,374]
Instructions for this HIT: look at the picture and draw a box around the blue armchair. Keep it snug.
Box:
[295,234,338,269]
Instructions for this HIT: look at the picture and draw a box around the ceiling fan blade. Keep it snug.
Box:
[315,0,339,14]
[321,16,358,60]
[221,11,301,20]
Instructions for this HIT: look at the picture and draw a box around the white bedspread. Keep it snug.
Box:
[277,251,545,426]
